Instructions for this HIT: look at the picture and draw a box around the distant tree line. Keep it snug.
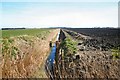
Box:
[2,28,26,30]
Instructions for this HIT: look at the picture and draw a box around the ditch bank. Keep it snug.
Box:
[54,29,120,79]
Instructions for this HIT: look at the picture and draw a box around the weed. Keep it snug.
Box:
[61,38,77,56]
[111,48,120,59]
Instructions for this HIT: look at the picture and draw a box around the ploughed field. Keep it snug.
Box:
[0,28,59,78]
[56,28,120,79]
[66,28,120,48]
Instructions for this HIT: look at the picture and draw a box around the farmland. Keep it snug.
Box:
[2,29,51,38]
[1,28,120,79]
[53,28,120,79]
[66,28,120,48]
[1,28,59,78]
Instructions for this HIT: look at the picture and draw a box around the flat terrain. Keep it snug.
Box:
[1,28,120,79]
[2,29,50,38]
[66,28,120,47]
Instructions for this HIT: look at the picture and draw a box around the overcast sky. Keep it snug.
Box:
[0,0,119,28]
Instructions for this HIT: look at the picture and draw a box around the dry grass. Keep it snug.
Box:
[1,29,60,78]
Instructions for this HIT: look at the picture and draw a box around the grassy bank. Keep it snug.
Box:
[60,30,77,57]
[1,28,58,78]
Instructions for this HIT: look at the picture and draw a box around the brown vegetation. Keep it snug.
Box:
[1,29,59,78]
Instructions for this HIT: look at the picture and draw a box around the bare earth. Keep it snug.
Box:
[58,29,120,79]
